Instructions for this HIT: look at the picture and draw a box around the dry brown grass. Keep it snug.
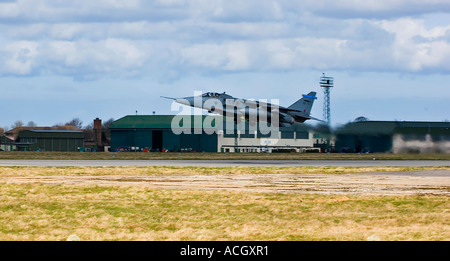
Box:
[0,183,448,241]
[1,165,449,177]
[0,166,448,241]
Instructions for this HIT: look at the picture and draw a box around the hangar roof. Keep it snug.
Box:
[5,125,82,140]
[18,129,85,139]
[335,121,450,135]
[109,115,313,131]
[109,115,217,129]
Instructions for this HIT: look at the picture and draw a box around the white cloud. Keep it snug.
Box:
[36,39,152,80]
[378,18,450,72]
[0,40,38,75]
[296,0,450,18]
[180,43,229,69]
[0,1,20,18]
[0,0,449,80]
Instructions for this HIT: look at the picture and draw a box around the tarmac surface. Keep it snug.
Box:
[0,159,449,167]
[1,159,449,195]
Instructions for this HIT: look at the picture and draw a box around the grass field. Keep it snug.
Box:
[0,183,448,241]
[0,166,448,241]
[1,151,450,160]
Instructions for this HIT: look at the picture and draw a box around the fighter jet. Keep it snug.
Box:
[162,91,321,127]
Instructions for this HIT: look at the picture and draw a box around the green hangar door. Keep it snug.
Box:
[152,130,163,151]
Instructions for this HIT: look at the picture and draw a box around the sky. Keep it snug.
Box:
[1,0,450,129]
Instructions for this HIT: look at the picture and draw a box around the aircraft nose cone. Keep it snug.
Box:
[175,98,191,106]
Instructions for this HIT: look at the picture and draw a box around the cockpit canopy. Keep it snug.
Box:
[202,92,223,98]
[199,92,234,100]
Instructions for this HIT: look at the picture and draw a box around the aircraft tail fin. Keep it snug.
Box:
[288,91,317,116]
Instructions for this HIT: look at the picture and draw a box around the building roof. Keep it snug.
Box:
[5,125,83,140]
[110,115,209,129]
[0,135,14,143]
[110,115,313,132]
[26,130,83,133]
[335,121,450,135]
[18,129,85,139]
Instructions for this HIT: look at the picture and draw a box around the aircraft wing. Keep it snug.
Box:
[303,116,325,122]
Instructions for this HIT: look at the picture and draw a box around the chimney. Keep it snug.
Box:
[94,118,102,148]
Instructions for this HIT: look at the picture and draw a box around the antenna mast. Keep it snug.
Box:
[320,73,333,125]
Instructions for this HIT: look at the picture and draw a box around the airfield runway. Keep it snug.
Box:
[0,159,449,167]
[1,159,449,195]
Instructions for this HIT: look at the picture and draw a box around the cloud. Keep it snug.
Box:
[0,0,449,81]
[40,39,152,80]
[0,40,38,75]
[297,0,450,19]
[0,0,185,23]
[178,36,392,73]
[377,18,450,72]
[2,0,450,22]
[180,41,254,71]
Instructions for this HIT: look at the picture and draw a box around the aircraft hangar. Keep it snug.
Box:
[335,120,450,153]
[109,115,318,153]
[109,115,217,152]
